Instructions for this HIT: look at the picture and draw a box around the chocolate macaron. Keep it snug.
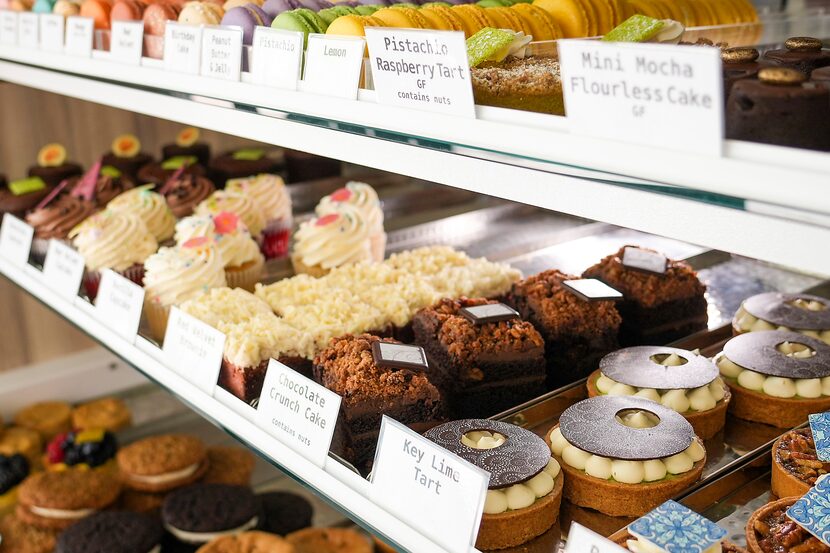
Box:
[117,434,209,492]
[56,511,163,553]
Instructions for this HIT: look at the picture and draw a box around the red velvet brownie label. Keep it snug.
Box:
[94,269,145,342]
[371,416,490,553]
[0,214,34,266]
[110,21,144,65]
[251,27,303,90]
[163,307,226,394]
[621,246,668,275]
[563,278,624,302]
[42,239,85,299]
[459,303,520,325]
[255,359,342,468]
[371,341,429,372]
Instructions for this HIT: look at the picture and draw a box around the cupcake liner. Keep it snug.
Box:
[84,264,145,302]
[290,253,329,278]
[144,299,171,343]
[225,256,264,292]
[260,217,292,260]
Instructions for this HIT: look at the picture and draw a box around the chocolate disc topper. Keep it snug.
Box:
[600,346,718,390]
[423,419,551,489]
[621,246,668,276]
[563,279,624,302]
[459,303,520,325]
[742,292,830,330]
[721,330,830,379]
[371,341,429,373]
[559,396,694,461]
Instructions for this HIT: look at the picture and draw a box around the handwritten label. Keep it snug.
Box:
[558,40,723,156]
[64,16,93,57]
[162,307,225,394]
[0,214,34,266]
[95,269,145,341]
[255,359,342,467]
[303,34,364,100]
[251,26,302,90]
[0,10,18,45]
[40,13,64,52]
[564,522,629,553]
[18,12,38,47]
[42,240,85,299]
[110,20,144,64]
[164,22,203,74]
[365,28,474,117]
[200,25,242,81]
[370,417,489,553]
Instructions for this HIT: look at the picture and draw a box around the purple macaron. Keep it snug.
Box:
[261,0,300,16]
[298,0,333,9]
[221,3,273,44]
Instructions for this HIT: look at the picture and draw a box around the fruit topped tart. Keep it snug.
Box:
[772,426,830,498]
[44,429,119,471]
[100,134,154,179]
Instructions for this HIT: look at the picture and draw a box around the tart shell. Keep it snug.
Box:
[745,496,799,553]
[610,529,749,553]
[477,471,563,550]
[723,378,830,428]
[586,369,731,440]
[770,434,812,499]
[546,424,705,517]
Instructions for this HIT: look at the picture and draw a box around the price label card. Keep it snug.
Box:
[42,240,85,299]
[255,359,342,467]
[370,417,489,553]
[110,20,144,64]
[40,13,64,52]
[162,307,225,394]
[251,26,302,89]
[365,28,474,117]
[95,269,145,341]
[558,39,723,156]
[18,12,38,48]
[164,22,203,74]
[0,10,18,45]
[0,214,34,266]
[564,522,629,553]
[200,25,242,81]
[303,34,364,100]
[64,16,93,57]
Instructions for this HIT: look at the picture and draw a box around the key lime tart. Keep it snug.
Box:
[733,292,830,344]
[587,346,730,439]
[547,396,706,517]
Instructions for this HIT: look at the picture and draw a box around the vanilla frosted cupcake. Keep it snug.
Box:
[143,237,227,341]
[195,190,265,239]
[107,184,176,243]
[226,174,292,260]
[291,204,375,277]
[175,212,264,292]
[69,211,158,301]
[316,182,385,261]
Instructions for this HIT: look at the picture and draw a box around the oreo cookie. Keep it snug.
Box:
[56,511,163,553]
[257,492,313,536]
[162,484,259,548]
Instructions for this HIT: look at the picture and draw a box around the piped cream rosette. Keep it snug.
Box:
[734,293,830,345]
[316,182,386,262]
[291,204,376,276]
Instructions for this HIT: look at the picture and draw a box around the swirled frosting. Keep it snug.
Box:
[69,174,135,206]
[734,304,830,344]
[107,185,176,242]
[226,174,291,223]
[292,205,374,270]
[163,175,215,218]
[316,181,384,239]
[143,240,226,306]
[195,191,265,237]
[174,213,263,269]
[717,348,830,398]
[25,194,98,239]
[69,211,158,271]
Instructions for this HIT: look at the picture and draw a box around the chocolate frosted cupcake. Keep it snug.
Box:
[136,156,206,187]
[100,134,153,179]
[763,36,830,75]
[68,168,135,207]
[161,127,211,166]
[0,175,51,217]
[209,148,281,187]
[162,173,216,218]
[27,143,83,188]
[25,193,98,261]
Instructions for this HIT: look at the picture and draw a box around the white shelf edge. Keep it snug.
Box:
[0,256,467,553]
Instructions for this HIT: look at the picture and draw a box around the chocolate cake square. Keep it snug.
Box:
[582,246,708,346]
[218,359,268,404]
[412,298,546,418]
[312,334,445,472]
[506,269,621,387]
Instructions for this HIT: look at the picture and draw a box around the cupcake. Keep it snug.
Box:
[174,212,264,291]
[27,143,83,188]
[0,174,51,218]
[142,238,227,341]
[316,181,385,261]
[226,174,292,259]
[100,134,154,179]
[195,190,266,238]
[69,211,157,300]
[208,148,282,187]
[161,127,211,166]
[68,165,136,206]
[136,155,207,187]
[291,204,375,277]
[161,173,216,218]
[106,184,176,243]
[25,193,98,262]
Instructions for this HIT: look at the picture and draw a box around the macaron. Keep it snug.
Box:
[533,0,589,37]
[298,0,333,8]
[14,401,72,442]
[261,0,300,16]
[223,0,262,8]
[0,513,59,553]
[417,4,458,29]
[451,4,492,36]
[286,528,373,553]
[80,0,113,29]
[196,532,295,553]
[317,4,357,24]
[372,6,424,27]
[179,0,224,24]
[55,511,163,553]
[31,0,56,13]
[484,6,526,33]
[53,0,81,15]
[0,427,43,467]
[354,4,379,14]
[71,397,132,432]
[512,3,562,39]
[201,445,255,486]
[110,0,146,20]
[143,1,181,34]
[116,434,209,493]
[17,469,123,530]
[257,492,313,536]
[221,4,273,44]
[325,13,384,38]
[162,484,260,549]
[477,0,512,6]
[273,8,328,46]
[420,4,465,30]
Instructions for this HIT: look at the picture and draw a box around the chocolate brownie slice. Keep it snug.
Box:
[506,270,621,387]
[582,246,707,346]
[412,297,546,418]
[313,334,445,473]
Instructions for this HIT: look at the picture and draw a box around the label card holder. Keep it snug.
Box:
[18,12,38,48]
[364,27,475,118]
[164,22,203,74]
[303,33,364,100]
[42,239,85,299]
[255,359,342,467]
[64,16,93,57]
[162,307,225,394]
[370,417,489,553]
[40,13,65,52]
[558,39,724,156]
[565,522,630,553]
[95,269,145,341]
[110,20,144,64]
[200,25,242,81]
[0,10,19,45]
[0,214,34,266]
[251,27,303,90]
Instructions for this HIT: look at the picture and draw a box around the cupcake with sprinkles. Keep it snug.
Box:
[106,184,176,243]
[226,174,292,259]
[291,204,376,277]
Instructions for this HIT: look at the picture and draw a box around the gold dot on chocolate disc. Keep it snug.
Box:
[785,37,823,51]
[722,47,759,63]
[758,67,807,85]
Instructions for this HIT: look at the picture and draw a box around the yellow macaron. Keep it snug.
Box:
[451,4,493,37]
[485,6,527,34]
[373,6,425,28]
[420,5,467,32]
[533,0,589,37]
[511,3,563,40]
[326,14,385,36]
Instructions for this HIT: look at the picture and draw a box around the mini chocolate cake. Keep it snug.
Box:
[726,67,830,151]
[0,176,52,216]
[763,37,830,75]
[136,159,207,187]
[722,47,769,100]
[506,269,621,387]
[162,143,211,167]
[582,246,708,346]
[209,149,282,187]
[27,162,82,189]
[412,297,546,418]
[101,152,154,180]
[812,66,830,85]
[284,150,342,183]
[313,334,445,472]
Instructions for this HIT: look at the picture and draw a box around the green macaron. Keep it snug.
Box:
[271,8,327,47]
[354,4,380,15]
[317,5,357,25]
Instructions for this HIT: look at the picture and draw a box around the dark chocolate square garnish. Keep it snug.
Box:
[459,303,520,325]
[371,341,429,372]
[563,279,624,302]
[622,247,668,275]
